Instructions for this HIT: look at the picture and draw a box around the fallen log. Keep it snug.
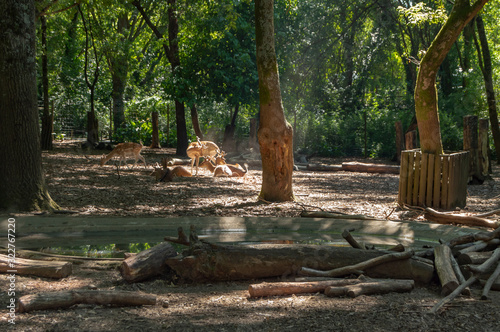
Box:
[0,254,72,279]
[300,211,378,220]
[481,261,500,300]
[324,279,414,298]
[164,243,434,284]
[17,290,156,313]
[120,242,177,282]
[449,253,471,296]
[306,164,343,172]
[341,162,400,174]
[446,227,500,248]
[424,207,499,229]
[434,245,459,296]
[299,250,415,278]
[248,277,367,298]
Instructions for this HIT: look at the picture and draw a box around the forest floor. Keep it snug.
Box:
[2,140,500,331]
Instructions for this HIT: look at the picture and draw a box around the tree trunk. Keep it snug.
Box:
[475,15,500,164]
[190,104,203,140]
[223,104,240,152]
[255,0,294,202]
[150,111,161,148]
[110,14,129,137]
[414,0,488,155]
[40,15,53,150]
[0,0,59,211]
[120,242,177,282]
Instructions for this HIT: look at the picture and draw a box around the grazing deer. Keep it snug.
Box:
[100,142,146,169]
[199,159,233,177]
[186,137,220,175]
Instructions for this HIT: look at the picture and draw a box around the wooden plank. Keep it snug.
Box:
[406,151,415,205]
[426,153,435,208]
[459,152,470,207]
[418,152,428,207]
[398,151,409,205]
[439,154,453,209]
[432,154,442,209]
[412,152,421,206]
[447,154,459,209]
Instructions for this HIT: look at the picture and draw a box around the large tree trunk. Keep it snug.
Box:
[414,0,488,155]
[0,0,58,211]
[40,15,53,150]
[190,104,203,140]
[150,110,161,148]
[255,0,294,202]
[110,14,129,138]
[475,15,500,164]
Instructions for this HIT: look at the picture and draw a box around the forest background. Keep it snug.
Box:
[37,0,500,160]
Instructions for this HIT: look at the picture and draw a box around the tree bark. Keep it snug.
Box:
[150,111,161,148]
[475,15,500,164]
[17,290,156,313]
[0,0,59,211]
[40,15,53,150]
[0,254,72,279]
[190,104,203,140]
[414,0,488,155]
[255,0,294,202]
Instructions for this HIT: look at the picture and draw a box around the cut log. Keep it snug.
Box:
[120,242,177,282]
[341,162,400,174]
[449,251,471,296]
[164,244,434,284]
[0,254,72,278]
[446,226,500,247]
[434,245,459,296]
[424,207,499,229]
[17,290,156,313]
[481,261,500,300]
[306,164,343,172]
[457,251,493,265]
[299,250,415,278]
[324,279,414,298]
[248,278,367,298]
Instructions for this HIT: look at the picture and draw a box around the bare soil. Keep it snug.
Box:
[2,140,500,331]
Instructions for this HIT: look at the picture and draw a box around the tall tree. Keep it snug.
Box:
[132,0,188,155]
[0,0,58,211]
[414,0,488,155]
[255,0,294,202]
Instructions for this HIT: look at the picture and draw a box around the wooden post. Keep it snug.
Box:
[478,118,490,177]
[405,130,417,150]
[395,121,404,163]
[463,115,482,183]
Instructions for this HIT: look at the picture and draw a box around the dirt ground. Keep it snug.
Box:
[2,140,500,331]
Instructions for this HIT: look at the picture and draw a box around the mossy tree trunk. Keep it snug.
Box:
[255,0,294,202]
[415,0,488,155]
[0,0,58,212]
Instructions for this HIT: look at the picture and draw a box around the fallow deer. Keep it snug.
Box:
[213,152,249,177]
[100,142,146,169]
[186,137,220,175]
[157,166,192,182]
[199,159,233,177]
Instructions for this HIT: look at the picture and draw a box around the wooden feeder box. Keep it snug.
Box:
[398,149,469,210]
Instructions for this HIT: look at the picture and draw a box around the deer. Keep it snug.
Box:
[212,151,249,177]
[100,142,146,170]
[199,159,233,177]
[156,166,192,182]
[186,137,220,175]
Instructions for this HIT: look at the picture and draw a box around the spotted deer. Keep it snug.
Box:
[186,137,220,175]
[100,142,146,169]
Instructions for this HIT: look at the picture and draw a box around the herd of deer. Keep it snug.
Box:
[99,138,248,180]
